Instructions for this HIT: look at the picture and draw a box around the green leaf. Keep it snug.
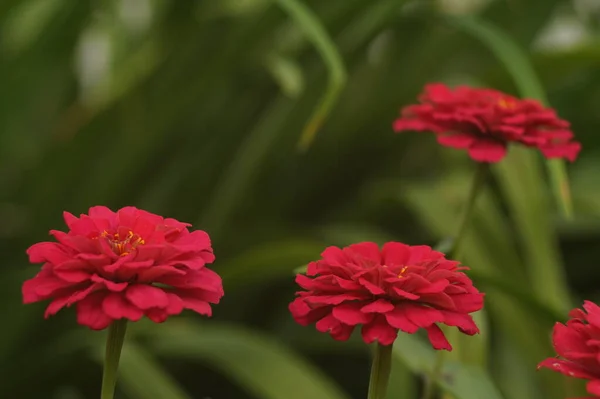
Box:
[448,16,573,313]
[393,333,505,399]
[219,239,326,289]
[265,53,304,98]
[147,321,351,399]
[109,344,192,399]
[274,0,347,150]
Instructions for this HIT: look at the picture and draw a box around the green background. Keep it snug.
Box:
[2,0,600,398]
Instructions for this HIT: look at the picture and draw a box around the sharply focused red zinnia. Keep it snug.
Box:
[289,242,484,348]
[393,83,581,163]
[538,301,600,398]
[23,206,224,330]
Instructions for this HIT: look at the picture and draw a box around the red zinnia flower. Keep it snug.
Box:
[22,206,224,330]
[538,301,600,398]
[393,83,581,163]
[289,242,484,348]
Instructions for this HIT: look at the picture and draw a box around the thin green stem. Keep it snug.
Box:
[421,162,489,399]
[449,162,489,259]
[367,343,393,399]
[100,319,128,399]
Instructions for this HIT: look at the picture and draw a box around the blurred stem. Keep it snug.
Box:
[421,350,445,399]
[449,162,489,259]
[367,343,393,399]
[422,162,489,399]
[101,319,128,399]
[547,159,574,219]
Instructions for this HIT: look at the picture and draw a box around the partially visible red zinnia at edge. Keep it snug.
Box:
[23,206,224,330]
[289,242,484,349]
[538,301,600,398]
[393,83,581,163]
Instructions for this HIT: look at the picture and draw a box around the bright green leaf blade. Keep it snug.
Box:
[393,333,505,399]
[274,0,347,150]
[148,322,351,399]
[448,14,574,219]
[104,344,192,399]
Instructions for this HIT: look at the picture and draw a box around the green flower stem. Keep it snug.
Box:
[449,162,489,259]
[367,343,393,399]
[100,319,128,399]
[421,162,489,399]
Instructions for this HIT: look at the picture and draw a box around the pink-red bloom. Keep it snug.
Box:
[393,83,581,163]
[23,206,224,330]
[289,242,484,348]
[538,301,600,398]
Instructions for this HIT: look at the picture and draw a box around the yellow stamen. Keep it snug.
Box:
[497,98,515,109]
[398,266,408,278]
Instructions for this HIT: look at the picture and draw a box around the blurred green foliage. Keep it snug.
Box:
[2,0,600,398]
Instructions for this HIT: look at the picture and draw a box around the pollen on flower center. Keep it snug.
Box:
[497,98,515,110]
[398,266,408,278]
[101,230,145,256]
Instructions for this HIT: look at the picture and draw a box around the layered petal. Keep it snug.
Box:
[393,83,581,163]
[22,205,224,330]
[289,241,483,348]
[539,301,600,396]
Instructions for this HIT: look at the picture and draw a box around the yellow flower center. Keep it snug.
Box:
[398,266,408,278]
[101,230,145,256]
[497,98,515,110]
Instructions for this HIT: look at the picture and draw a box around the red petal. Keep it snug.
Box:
[358,278,386,295]
[587,380,600,395]
[381,242,411,266]
[27,242,71,264]
[145,308,168,323]
[425,324,452,350]
[76,292,112,330]
[467,140,507,163]
[441,311,479,335]
[91,274,128,292]
[385,306,419,333]
[346,242,381,263]
[165,293,184,315]
[102,292,144,321]
[180,296,212,316]
[393,117,436,132]
[404,304,444,327]
[391,286,420,300]
[552,322,589,359]
[361,299,394,313]
[316,314,354,341]
[406,245,434,264]
[417,279,449,294]
[537,358,596,379]
[44,296,72,318]
[437,133,475,149]
[452,293,484,313]
[361,315,398,345]
[332,303,373,325]
[319,246,349,267]
[125,285,169,309]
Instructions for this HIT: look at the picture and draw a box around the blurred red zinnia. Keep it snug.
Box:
[289,242,484,348]
[538,301,600,398]
[23,206,224,330]
[393,83,581,163]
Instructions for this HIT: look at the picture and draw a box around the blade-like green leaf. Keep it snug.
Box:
[94,344,192,399]
[147,322,351,399]
[219,239,326,289]
[393,333,505,399]
[274,0,347,150]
